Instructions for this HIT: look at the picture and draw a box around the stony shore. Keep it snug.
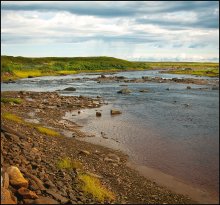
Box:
[1,91,196,204]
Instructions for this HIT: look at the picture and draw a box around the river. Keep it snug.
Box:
[1,70,219,200]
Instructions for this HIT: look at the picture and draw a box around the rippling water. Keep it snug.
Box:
[2,70,219,197]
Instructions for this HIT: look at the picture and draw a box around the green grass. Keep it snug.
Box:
[164,68,219,77]
[1,56,149,81]
[143,62,219,70]
[1,97,22,104]
[35,126,60,137]
[1,55,218,81]
[78,173,115,203]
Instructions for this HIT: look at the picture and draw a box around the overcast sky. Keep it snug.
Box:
[1,1,219,62]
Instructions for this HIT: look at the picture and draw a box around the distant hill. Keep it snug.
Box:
[1,56,149,73]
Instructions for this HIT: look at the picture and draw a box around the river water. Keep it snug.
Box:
[1,70,219,199]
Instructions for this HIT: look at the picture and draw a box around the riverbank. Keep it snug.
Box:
[1,91,198,204]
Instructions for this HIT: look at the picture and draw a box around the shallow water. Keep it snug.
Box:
[2,70,219,198]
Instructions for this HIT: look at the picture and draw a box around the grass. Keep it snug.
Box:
[35,126,60,137]
[78,173,115,203]
[165,68,219,77]
[57,157,83,170]
[1,113,24,123]
[1,97,22,104]
[13,70,42,78]
[1,55,218,81]
[1,56,149,81]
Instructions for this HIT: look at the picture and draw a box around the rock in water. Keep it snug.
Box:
[96,112,102,117]
[139,89,149,92]
[7,166,28,188]
[63,87,76,91]
[110,109,122,115]
[117,88,132,94]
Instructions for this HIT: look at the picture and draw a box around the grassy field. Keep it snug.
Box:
[1,56,219,81]
[142,62,219,77]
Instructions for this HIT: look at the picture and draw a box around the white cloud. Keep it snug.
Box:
[1,1,219,62]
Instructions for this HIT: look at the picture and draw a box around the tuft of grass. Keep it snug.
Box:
[2,113,23,123]
[57,157,83,170]
[1,97,22,104]
[78,174,115,203]
[35,126,60,137]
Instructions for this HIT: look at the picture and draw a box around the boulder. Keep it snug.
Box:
[34,197,59,204]
[3,172,9,189]
[1,187,16,204]
[96,112,102,117]
[110,109,122,115]
[63,87,76,91]
[117,88,132,94]
[139,89,149,92]
[17,187,38,199]
[7,166,28,188]
[186,86,191,89]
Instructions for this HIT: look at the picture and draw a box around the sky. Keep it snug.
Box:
[1,1,219,62]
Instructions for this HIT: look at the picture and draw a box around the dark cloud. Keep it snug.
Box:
[1,1,218,18]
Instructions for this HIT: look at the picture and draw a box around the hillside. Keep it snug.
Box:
[1,56,219,81]
[1,56,149,79]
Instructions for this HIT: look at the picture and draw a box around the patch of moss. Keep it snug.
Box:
[57,157,83,170]
[35,126,60,137]
[1,97,22,104]
[78,173,115,203]
[2,113,23,123]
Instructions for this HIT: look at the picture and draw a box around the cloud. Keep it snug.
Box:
[1,1,219,61]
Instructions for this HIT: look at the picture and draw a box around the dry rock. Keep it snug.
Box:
[7,166,28,188]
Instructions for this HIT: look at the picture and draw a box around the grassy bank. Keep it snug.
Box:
[1,56,149,81]
[1,56,219,81]
[161,68,219,77]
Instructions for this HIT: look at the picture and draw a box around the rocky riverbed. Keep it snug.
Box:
[1,91,196,204]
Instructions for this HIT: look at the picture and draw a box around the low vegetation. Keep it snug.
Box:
[57,157,83,170]
[1,97,22,104]
[2,111,60,137]
[163,68,219,77]
[1,55,218,81]
[78,173,115,203]
[1,113,24,123]
[1,55,149,81]
[35,126,60,137]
